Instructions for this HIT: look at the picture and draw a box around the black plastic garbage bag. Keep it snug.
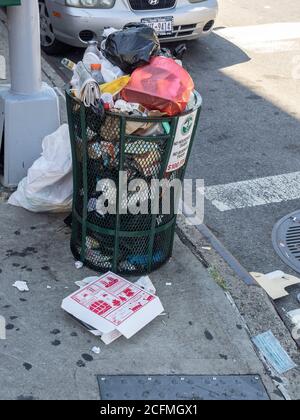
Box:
[157,44,187,60]
[104,24,160,74]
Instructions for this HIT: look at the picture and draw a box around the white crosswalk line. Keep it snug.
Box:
[215,23,300,53]
[205,172,300,211]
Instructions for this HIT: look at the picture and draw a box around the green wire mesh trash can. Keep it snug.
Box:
[66,89,202,275]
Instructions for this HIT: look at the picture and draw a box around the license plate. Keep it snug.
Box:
[141,17,174,36]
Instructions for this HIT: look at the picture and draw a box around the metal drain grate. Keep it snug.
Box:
[97,375,269,401]
[273,210,300,273]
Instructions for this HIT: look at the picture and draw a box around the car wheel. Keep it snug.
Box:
[39,0,68,55]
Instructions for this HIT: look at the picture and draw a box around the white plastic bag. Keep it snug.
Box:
[8,124,73,213]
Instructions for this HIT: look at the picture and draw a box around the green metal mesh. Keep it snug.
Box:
[66,90,201,275]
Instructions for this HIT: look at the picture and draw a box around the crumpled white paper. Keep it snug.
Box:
[13,281,29,292]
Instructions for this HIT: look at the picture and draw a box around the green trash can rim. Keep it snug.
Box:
[66,88,202,121]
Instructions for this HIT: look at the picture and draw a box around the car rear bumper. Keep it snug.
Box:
[47,0,218,47]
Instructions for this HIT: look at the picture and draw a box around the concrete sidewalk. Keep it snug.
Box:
[0,204,275,400]
[1,13,300,401]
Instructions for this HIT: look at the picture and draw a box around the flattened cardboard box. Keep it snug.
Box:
[62,272,164,343]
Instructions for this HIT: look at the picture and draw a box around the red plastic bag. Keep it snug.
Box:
[121,56,194,116]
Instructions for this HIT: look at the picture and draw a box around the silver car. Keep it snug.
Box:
[39,0,218,54]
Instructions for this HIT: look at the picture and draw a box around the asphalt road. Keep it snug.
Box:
[45,1,300,324]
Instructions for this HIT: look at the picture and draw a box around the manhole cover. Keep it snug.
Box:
[273,210,300,273]
[97,375,269,400]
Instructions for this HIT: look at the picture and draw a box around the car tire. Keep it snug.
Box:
[39,0,68,55]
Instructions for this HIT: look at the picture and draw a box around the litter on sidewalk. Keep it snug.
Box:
[75,261,84,270]
[62,272,164,345]
[252,330,297,375]
[12,281,29,292]
[92,346,101,355]
[8,124,72,213]
[250,271,300,300]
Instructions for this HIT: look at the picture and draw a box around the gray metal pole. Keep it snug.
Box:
[0,0,60,187]
[7,0,42,95]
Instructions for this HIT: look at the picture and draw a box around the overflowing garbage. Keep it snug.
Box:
[63,24,201,275]
[64,24,195,118]
[8,26,197,220]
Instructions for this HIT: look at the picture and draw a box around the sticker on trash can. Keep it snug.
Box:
[167,110,197,173]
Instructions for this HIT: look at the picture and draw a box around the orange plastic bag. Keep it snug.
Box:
[121,56,194,116]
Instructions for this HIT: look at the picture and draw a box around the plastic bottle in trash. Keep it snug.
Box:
[90,64,105,85]
[84,40,123,82]
[100,64,121,84]
[85,40,100,56]
[83,41,101,68]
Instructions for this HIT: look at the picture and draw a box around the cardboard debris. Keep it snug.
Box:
[250,271,300,300]
[12,281,29,292]
[62,272,164,345]
[135,276,156,295]
[75,276,98,289]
